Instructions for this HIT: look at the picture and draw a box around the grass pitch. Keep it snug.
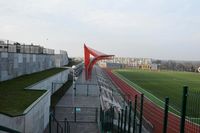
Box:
[114,69,200,117]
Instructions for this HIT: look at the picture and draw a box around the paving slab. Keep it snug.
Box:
[53,66,100,133]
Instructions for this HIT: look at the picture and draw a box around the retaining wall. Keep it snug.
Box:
[0,69,70,133]
[0,90,51,133]
[0,52,69,81]
[28,69,70,94]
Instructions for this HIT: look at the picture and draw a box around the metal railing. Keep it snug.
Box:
[53,106,99,123]
[49,112,67,133]
[0,125,21,133]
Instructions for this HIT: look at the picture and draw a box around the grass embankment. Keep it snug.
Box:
[51,80,73,107]
[114,69,200,117]
[0,68,66,116]
[65,60,82,67]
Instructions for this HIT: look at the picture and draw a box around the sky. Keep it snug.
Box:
[0,0,200,60]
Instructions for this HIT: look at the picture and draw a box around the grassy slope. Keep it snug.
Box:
[65,60,82,67]
[0,68,66,116]
[114,69,200,117]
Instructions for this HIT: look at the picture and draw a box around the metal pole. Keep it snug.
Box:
[101,108,104,132]
[74,85,76,96]
[180,86,188,133]
[118,112,120,133]
[49,113,51,133]
[124,106,128,132]
[111,107,114,133]
[51,106,55,122]
[100,107,102,122]
[139,94,144,133]
[128,101,132,133]
[163,97,169,133]
[51,82,54,94]
[104,111,106,132]
[74,107,77,122]
[67,121,70,133]
[64,118,67,133]
[95,108,98,123]
[72,69,75,107]
[133,95,137,133]
[57,123,59,133]
[87,84,89,96]
[120,109,124,133]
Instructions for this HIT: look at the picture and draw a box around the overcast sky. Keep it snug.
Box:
[0,0,200,60]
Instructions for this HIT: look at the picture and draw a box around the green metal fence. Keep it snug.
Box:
[99,86,200,133]
[185,87,200,133]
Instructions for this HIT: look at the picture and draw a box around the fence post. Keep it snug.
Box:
[180,86,188,133]
[74,83,76,96]
[100,108,103,131]
[111,107,114,133]
[67,121,70,133]
[49,113,51,133]
[128,101,132,133]
[118,112,120,133]
[95,108,98,123]
[103,111,105,132]
[120,109,124,133]
[124,106,128,132]
[64,118,67,133]
[74,107,77,122]
[101,109,105,132]
[163,97,169,133]
[51,82,54,94]
[139,94,144,133]
[133,95,137,133]
[57,123,59,133]
[53,106,55,121]
[87,84,89,96]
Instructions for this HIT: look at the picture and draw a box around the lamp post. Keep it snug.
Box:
[72,65,76,107]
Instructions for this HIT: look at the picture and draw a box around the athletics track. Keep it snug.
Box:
[106,69,200,133]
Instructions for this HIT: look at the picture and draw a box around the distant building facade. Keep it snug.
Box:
[0,40,54,54]
[98,57,157,70]
[0,39,69,81]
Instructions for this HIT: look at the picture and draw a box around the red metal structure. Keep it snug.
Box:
[84,44,114,80]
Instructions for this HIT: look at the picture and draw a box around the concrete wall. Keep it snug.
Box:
[0,91,50,133]
[23,91,51,133]
[0,52,69,81]
[55,54,69,67]
[28,69,69,94]
[0,113,25,132]
[0,69,70,133]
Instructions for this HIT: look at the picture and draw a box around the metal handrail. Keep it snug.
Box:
[0,125,21,133]
[49,112,64,133]
[59,118,71,133]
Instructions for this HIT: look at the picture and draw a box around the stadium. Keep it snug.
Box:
[1,1,200,133]
[0,41,200,133]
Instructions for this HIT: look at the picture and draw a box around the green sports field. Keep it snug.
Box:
[114,69,200,117]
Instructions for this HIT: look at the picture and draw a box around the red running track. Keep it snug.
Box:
[106,69,200,133]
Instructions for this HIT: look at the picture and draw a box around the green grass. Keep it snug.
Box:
[51,80,73,107]
[114,69,200,117]
[0,68,66,116]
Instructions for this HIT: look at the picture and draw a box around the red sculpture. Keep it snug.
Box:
[84,44,114,80]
